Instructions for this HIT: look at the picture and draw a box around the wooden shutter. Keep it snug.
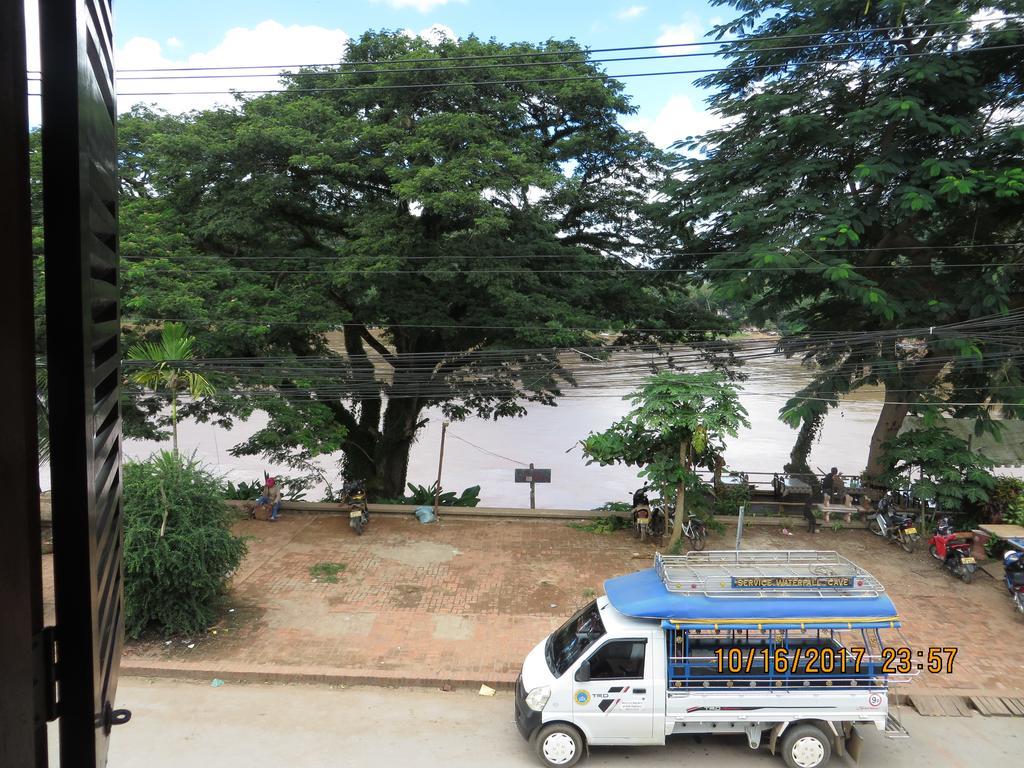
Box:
[40,0,125,764]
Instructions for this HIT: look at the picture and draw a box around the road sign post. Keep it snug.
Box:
[514,466,551,509]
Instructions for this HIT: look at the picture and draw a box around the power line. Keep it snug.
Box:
[32,32,1014,83]
[447,432,528,466]
[28,42,1023,98]
[26,14,1022,75]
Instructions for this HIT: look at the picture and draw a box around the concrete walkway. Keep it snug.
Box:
[72,678,1024,768]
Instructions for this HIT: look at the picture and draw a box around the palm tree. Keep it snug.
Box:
[126,323,215,453]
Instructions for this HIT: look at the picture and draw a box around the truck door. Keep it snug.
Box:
[571,637,655,742]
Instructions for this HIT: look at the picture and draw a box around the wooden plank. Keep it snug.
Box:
[1000,697,1024,716]
[971,696,1015,716]
[938,697,974,717]
[910,696,945,717]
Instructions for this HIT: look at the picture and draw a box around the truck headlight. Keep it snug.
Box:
[525,686,551,712]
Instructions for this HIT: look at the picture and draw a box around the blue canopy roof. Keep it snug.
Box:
[605,568,900,630]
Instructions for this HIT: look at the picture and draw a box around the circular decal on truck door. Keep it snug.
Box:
[868,694,882,707]
[575,690,591,705]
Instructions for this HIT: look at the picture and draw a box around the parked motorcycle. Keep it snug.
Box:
[928,516,977,583]
[342,479,369,535]
[631,485,665,541]
[867,493,919,553]
[1004,550,1024,615]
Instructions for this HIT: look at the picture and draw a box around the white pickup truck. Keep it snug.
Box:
[514,551,910,768]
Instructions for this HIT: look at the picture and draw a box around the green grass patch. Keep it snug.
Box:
[309,561,347,583]
[569,515,629,534]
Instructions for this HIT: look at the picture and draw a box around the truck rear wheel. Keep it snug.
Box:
[534,723,584,768]
[780,724,831,768]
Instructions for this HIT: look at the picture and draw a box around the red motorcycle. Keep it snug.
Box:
[928,516,977,583]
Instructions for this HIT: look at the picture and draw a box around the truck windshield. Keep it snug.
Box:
[545,600,606,677]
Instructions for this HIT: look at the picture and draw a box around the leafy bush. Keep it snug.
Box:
[985,477,1024,524]
[123,451,247,638]
[389,482,482,507]
[712,481,752,516]
[592,501,632,513]
[223,478,263,500]
[569,515,628,534]
[878,426,996,513]
[224,476,308,502]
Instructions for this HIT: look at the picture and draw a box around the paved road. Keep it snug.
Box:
[48,678,1022,768]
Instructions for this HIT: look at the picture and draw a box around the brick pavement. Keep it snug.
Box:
[42,514,1024,693]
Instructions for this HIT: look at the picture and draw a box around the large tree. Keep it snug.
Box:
[119,31,726,497]
[663,1,1024,483]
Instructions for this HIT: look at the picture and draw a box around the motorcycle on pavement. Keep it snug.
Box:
[1004,550,1024,615]
[342,479,370,535]
[630,485,665,541]
[867,492,920,553]
[928,516,978,583]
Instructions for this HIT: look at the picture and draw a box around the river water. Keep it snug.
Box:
[40,354,896,509]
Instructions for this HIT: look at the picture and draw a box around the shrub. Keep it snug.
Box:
[386,482,482,507]
[985,477,1024,524]
[123,451,247,638]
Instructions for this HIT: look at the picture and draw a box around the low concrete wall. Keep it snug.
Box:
[223,499,868,529]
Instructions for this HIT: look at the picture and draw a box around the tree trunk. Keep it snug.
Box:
[784,412,823,495]
[864,397,910,485]
[863,358,944,484]
[368,395,425,499]
[669,439,689,549]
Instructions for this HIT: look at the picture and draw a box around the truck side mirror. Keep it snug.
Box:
[575,661,591,683]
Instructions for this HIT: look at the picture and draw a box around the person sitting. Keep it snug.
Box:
[821,467,853,507]
[821,467,855,523]
[254,476,283,521]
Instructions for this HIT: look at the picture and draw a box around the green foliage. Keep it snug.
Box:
[569,516,629,534]
[126,323,215,452]
[123,451,247,638]
[115,30,728,498]
[582,371,749,502]
[988,477,1024,525]
[663,2,1024,478]
[878,426,997,513]
[223,478,264,501]
[712,482,752,517]
[308,562,346,583]
[398,482,482,507]
[591,501,633,513]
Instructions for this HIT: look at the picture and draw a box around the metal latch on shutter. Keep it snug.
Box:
[33,626,132,729]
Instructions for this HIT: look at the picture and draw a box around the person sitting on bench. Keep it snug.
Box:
[254,476,283,521]
[821,467,853,508]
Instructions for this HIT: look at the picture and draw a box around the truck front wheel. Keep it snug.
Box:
[534,723,584,768]
[780,724,831,768]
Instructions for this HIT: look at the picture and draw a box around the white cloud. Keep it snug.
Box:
[116,20,349,114]
[401,23,458,44]
[373,0,465,13]
[625,94,723,151]
[166,36,183,49]
[617,5,647,20]
[655,22,697,55]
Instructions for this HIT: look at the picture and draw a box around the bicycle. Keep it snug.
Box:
[661,503,708,551]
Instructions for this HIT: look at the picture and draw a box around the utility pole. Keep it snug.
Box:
[433,420,450,514]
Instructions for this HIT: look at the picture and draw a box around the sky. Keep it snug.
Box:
[25,0,731,147]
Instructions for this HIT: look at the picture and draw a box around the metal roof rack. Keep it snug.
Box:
[655,550,885,599]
